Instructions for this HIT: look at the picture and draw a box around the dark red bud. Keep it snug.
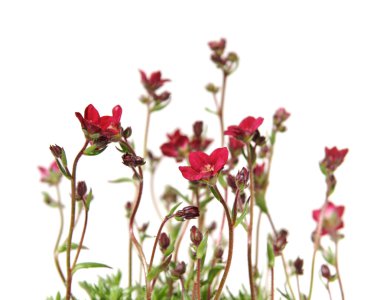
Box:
[159,232,170,251]
[50,145,63,159]
[273,229,288,256]
[193,121,203,137]
[175,206,200,220]
[321,264,331,280]
[190,226,203,246]
[122,153,146,167]
[172,261,187,277]
[236,167,249,190]
[155,91,171,102]
[139,222,149,233]
[294,257,304,275]
[215,247,224,260]
[77,181,87,199]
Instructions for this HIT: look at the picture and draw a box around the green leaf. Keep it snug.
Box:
[85,188,93,211]
[61,148,68,167]
[167,186,191,204]
[72,262,112,274]
[234,201,249,228]
[150,101,170,113]
[83,145,107,156]
[205,107,218,115]
[267,240,275,268]
[256,192,268,213]
[217,173,227,189]
[58,242,89,253]
[269,131,276,145]
[108,177,134,184]
[207,264,224,284]
[55,159,71,179]
[209,186,222,202]
[196,234,208,259]
[322,246,336,266]
[168,201,183,216]
[147,266,163,281]
[164,244,175,257]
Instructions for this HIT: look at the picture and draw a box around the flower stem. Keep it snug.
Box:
[148,215,172,271]
[143,103,151,158]
[335,240,345,300]
[296,275,302,300]
[307,196,329,300]
[65,140,89,300]
[71,198,89,269]
[247,144,256,300]
[254,211,262,273]
[180,277,186,300]
[270,267,274,300]
[212,185,234,300]
[128,237,133,288]
[218,73,227,146]
[196,258,202,300]
[150,167,164,220]
[54,184,66,285]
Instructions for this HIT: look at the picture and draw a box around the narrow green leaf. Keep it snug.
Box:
[168,201,183,216]
[234,201,249,228]
[72,262,112,274]
[207,264,224,284]
[147,266,163,281]
[61,149,68,167]
[196,234,208,259]
[150,101,170,113]
[55,159,70,179]
[256,192,268,213]
[108,177,134,184]
[205,107,218,115]
[209,186,221,202]
[164,244,175,257]
[217,173,227,189]
[267,240,275,268]
[58,242,89,253]
[85,188,93,211]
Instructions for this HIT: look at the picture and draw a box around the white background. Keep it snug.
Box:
[1,1,379,299]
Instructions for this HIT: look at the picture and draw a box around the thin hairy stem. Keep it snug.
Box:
[54,185,66,284]
[143,104,151,158]
[335,240,345,300]
[71,198,89,270]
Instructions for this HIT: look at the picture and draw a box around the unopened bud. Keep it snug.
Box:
[193,121,203,137]
[155,91,171,102]
[190,226,203,246]
[207,221,217,233]
[175,206,200,220]
[321,264,331,280]
[205,83,219,94]
[77,181,87,200]
[172,261,187,278]
[214,247,224,260]
[159,232,170,252]
[50,145,63,159]
[236,167,249,190]
[227,52,239,63]
[273,229,288,256]
[123,127,132,139]
[122,153,145,167]
[139,222,149,233]
[294,257,304,275]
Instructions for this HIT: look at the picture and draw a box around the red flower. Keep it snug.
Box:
[160,129,189,162]
[228,137,245,152]
[321,147,349,173]
[253,163,265,178]
[224,116,264,142]
[38,161,61,185]
[312,201,345,236]
[75,104,122,141]
[179,147,229,182]
[139,70,170,93]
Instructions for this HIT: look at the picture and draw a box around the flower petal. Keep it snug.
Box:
[179,166,203,181]
[189,151,209,172]
[312,209,321,222]
[112,105,122,123]
[209,147,229,173]
[239,116,264,134]
[84,104,100,123]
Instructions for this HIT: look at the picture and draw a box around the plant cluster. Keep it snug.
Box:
[41,38,348,300]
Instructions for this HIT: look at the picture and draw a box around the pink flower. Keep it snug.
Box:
[208,38,226,53]
[179,147,229,182]
[75,104,122,141]
[160,129,190,162]
[224,116,264,142]
[38,161,61,185]
[253,163,265,178]
[139,70,170,93]
[312,201,345,236]
[321,147,349,173]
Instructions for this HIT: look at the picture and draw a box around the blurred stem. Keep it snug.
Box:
[150,167,164,220]
[128,237,133,288]
[65,140,89,300]
[296,275,302,300]
[196,258,201,300]
[179,277,186,300]
[143,103,151,158]
[71,198,89,269]
[247,143,256,300]
[212,185,234,300]
[335,240,345,300]
[270,267,274,300]
[54,184,66,285]
[254,211,262,273]
[218,73,227,146]
[148,215,173,271]
[307,195,329,300]
[326,283,333,300]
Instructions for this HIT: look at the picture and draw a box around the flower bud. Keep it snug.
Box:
[172,261,186,278]
[175,206,200,220]
[321,264,332,280]
[50,145,63,159]
[214,247,224,261]
[190,226,203,247]
[205,83,219,94]
[193,121,203,137]
[294,257,304,275]
[139,222,149,233]
[207,221,217,233]
[236,167,249,191]
[227,52,239,63]
[159,232,170,252]
[122,153,146,167]
[273,229,288,256]
[227,174,237,191]
[123,127,132,139]
[155,91,171,102]
[77,181,87,200]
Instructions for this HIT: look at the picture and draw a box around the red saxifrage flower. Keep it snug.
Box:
[321,146,349,173]
[75,104,122,141]
[224,116,264,142]
[140,70,170,93]
[38,161,61,185]
[179,147,228,182]
[160,129,189,162]
[312,201,345,236]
